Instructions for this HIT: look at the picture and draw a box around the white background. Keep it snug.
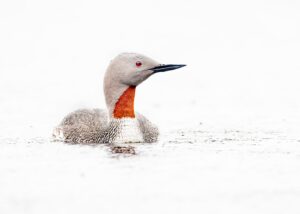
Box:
[1,0,300,213]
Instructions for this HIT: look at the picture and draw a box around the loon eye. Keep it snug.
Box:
[136,61,142,67]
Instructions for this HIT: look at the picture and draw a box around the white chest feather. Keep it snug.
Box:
[112,118,144,144]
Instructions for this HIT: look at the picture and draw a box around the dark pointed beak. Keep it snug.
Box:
[151,64,186,73]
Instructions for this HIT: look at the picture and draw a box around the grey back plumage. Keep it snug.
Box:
[54,109,159,144]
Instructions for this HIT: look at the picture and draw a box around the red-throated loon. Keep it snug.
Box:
[53,53,186,144]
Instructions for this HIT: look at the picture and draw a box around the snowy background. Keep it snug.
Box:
[1,0,300,213]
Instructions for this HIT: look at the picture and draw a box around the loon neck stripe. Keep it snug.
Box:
[113,86,136,118]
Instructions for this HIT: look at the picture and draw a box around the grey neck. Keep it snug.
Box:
[103,79,128,118]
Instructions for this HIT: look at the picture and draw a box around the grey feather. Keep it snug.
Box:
[53,109,159,144]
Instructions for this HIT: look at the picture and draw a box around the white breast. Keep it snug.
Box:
[112,118,144,144]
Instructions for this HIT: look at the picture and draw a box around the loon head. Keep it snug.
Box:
[104,52,186,119]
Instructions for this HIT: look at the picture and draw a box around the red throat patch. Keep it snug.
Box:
[113,86,136,118]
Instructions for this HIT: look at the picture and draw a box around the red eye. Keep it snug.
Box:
[136,61,142,67]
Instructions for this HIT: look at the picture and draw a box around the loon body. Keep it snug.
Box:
[53,53,185,144]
